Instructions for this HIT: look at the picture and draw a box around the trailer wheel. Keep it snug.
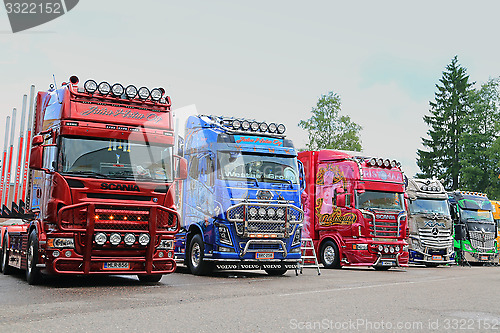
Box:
[1,234,13,275]
[26,230,42,285]
[137,274,163,283]
[320,240,341,269]
[264,269,287,276]
[187,234,212,275]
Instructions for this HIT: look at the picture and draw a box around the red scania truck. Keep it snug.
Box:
[0,76,186,284]
[298,150,409,270]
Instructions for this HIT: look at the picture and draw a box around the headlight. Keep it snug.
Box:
[125,85,138,98]
[138,233,150,246]
[250,121,259,131]
[232,119,241,130]
[463,243,473,251]
[292,227,302,246]
[124,233,136,246]
[109,233,121,246]
[98,82,111,95]
[84,80,97,93]
[48,238,75,248]
[267,208,276,218]
[157,239,174,250]
[249,207,258,218]
[268,123,277,133]
[217,224,233,246]
[138,87,150,99]
[111,83,124,97]
[258,207,267,217]
[241,120,250,130]
[94,232,107,246]
[259,122,268,132]
[150,88,163,101]
[277,124,286,134]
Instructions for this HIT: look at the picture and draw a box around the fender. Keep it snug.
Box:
[317,231,346,262]
[187,224,204,244]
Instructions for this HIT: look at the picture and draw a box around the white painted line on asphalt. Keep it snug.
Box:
[278,276,466,297]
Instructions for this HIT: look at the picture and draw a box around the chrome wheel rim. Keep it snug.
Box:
[27,243,34,273]
[191,243,201,268]
[323,245,335,265]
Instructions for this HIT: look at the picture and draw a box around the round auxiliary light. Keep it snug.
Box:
[378,245,384,252]
[53,250,60,258]
[241,120,250,130]
[84,80,97,93]
[125,85,138,98]
[138,233,150,246]
[421,186,428,191]
[259,122,268,132]
[111,83,124,97]
[390,160,397,168]
[124,233,136,246]
[150,88,163,101]
[377,158,384,167]
[383,159,390,167]
[258,207,267,217]
[94,232,107,246]
[65,250,72,257]
[276,208,285,218]
[267,208,276,218]
[138,87,150,100]
[232,119,241,130]
[384,246,389,253]
[268,123,277,133]
[249,207,258,218]
[395,245,400,252]
[98,82,111,95]
[389,247,395,253]
[109,233,121,246]
[369,158,377,166]
[250,121,259,131]
[277,124,286,134]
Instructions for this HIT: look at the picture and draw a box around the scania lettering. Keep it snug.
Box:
[448,191,498,265]
[406,178,454,266]
[175,115,304,275]
[298,150,409,270]
[0,76,187,284]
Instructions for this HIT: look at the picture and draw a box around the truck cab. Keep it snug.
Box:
[175,115,304,275]
[406,178,454,266]
[449,191,498,265]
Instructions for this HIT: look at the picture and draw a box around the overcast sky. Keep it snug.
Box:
[1,1,500,177]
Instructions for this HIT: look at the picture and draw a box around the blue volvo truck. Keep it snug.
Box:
[175,115,304,275]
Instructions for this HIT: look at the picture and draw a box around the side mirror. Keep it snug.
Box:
[29,146,43,170]
[42,145,57,172]
[454,224,466,240]
[298,160,306,192]
[336,193,346,207]
[175,156,188,180]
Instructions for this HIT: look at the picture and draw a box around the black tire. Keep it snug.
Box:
[137,274,163,283]
[1,234,13,275]
[265,269,287,276]
[187,234,212,275]
[26,230,42,285]
[373,266,391,271]
[320,240,341,269]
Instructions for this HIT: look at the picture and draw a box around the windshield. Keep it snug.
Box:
[59,137,173,182]
[409,198,450,215]
[460,209,494,223]
[217,151,299,184]
[356,190,404,210]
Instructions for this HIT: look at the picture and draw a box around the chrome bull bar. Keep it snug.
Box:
[240,239,288,257]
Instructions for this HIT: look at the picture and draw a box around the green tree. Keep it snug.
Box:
[417,56,474,190]
[299,91,362,151]
[460,78,500,198]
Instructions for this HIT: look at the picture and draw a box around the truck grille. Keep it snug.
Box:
[418,228,453,248]
[469,231,496,252]
[227,202,303,238]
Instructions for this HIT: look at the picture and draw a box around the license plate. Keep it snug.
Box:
[432,255,442,261]
[381,261,393,266]
[480,256,489,261]
[256,252,274,259]
[103,262,130,270]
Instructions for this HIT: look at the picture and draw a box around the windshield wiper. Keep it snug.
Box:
[66,171,108,178]
[226,176,258,186]
[260,176,293,187]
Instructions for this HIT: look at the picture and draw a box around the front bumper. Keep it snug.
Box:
[409,248,455,265]
[460,250,499,264]
[208,259,300,271]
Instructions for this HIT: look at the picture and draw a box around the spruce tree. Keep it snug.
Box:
[417,56,474,190]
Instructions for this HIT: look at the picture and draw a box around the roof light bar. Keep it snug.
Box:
[218,117,287,135]
[80,79,169,103]
[366,157,401,169]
